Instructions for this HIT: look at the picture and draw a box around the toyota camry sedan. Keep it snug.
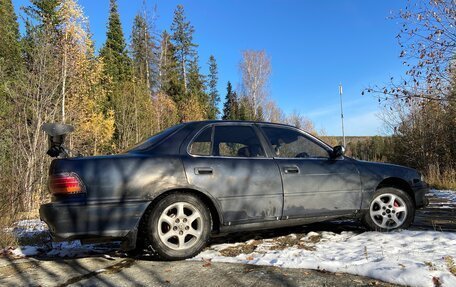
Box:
[40,120,429,260]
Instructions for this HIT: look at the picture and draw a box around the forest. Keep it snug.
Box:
[0,0,455,231]
[0,0,315,223]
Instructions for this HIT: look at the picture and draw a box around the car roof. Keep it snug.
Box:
[182,120,299,130]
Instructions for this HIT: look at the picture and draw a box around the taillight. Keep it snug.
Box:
[49,173,85,195]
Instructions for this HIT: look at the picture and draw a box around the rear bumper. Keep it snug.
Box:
[39,200,150,241]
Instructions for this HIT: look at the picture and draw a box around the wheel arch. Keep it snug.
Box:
[143,188,222,233]
[376,177,415,206]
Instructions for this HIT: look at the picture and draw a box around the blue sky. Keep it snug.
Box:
[12,0,409,136]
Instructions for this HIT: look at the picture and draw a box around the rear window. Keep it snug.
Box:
[128,124,183,152]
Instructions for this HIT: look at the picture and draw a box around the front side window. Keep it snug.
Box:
[261,126,329,159]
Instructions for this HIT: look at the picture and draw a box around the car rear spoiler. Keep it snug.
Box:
[41,123,74,158]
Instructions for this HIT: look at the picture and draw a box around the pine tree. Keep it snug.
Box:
[207,55,219,119]
[170,4,197,93]
[100,0,130,82]
[222,81,239,120]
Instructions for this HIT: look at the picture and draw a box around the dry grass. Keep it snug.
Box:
[270,233,321,251]
[424,261,437,271]
[444,256,456,276]
[219,240,262,257]
[426,165,456,190]
[218,233,323,256]
[0,213,18,249]
[0,209,43,249]
[0,231,19,249]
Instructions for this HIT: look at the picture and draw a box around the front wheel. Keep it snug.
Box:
[146,193,211,260]
[362,187,415,232]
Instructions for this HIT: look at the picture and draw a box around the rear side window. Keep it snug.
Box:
[189,127,212,156]
[188,125,266,158]
[213,126,265,157]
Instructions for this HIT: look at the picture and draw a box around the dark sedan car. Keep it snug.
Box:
[40,120,429,260]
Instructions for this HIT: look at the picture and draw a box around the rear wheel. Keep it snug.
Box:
[146,193,211,260]
[363,187,415,232]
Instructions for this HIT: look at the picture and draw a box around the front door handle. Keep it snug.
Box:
[195,167,213,175]
[283,166,299,174]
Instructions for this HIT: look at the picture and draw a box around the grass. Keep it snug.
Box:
[425,165,456,190]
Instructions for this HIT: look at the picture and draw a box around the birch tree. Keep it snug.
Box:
[239,50,271,119]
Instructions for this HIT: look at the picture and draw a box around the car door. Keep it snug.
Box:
[182,123,283,225]
[259,124,362,219]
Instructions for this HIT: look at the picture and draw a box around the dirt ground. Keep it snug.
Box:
[0,195,454,287]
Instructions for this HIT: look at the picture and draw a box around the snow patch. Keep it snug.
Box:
[428,189,456,208]
[193,189,456,287]
[195,230,456,287]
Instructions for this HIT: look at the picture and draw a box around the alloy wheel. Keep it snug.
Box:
[369,193,408,229]
[157,202,203,250]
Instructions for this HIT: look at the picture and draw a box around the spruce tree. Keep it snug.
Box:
[170,4,197,93]
[238,97,252,121]
[131,11,158,91]
[0,0,23,196]
[159,30,183,103]
[100,0,130,82]
[23,0,61,34]
[187,55,207,115]
[222,81,239,120]
[207,55,219,119]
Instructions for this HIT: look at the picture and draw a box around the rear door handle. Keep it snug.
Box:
[195,167,213,175]
[283,166,299,174]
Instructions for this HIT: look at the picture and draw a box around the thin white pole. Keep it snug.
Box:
[339,84,346,147]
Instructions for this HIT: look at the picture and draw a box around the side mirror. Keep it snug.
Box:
[332,145,345,159]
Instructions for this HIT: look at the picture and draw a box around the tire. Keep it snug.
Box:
[362,187,415,232]
[146,192,211,260]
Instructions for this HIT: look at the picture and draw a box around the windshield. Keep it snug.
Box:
[127,124,183,152]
